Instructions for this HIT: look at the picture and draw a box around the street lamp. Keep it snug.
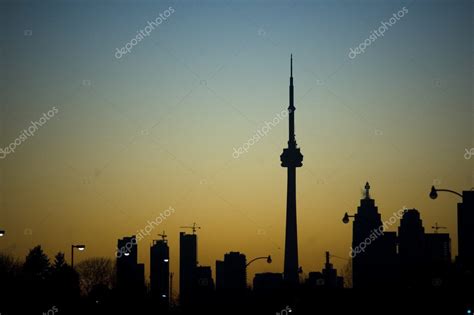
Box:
[429,185,474,267]
[71,244,86,268]
[0,230,5,237]
[246,255,272,267]
[342,212,355,224]
[430,185,463,200]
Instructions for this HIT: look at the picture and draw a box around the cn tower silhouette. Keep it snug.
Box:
[280,55,303,285]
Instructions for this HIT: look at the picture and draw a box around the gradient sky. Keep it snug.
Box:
[1,0,472,293]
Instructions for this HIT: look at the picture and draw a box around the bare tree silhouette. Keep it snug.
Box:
[76,257,116,296]
[342,259,353,289]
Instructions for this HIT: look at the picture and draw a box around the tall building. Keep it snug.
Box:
[280,55,303,285]
[351,183,383,288]
[398,209,425,287]
[195,266,214,291]
[425,232,451,287]
[179,231,197,305]
[215,251,247,291]
[320,252,344,288]
[443,190,473,289]
[150,236,170,308]
[425,233,451,263]
[398,209,425,261]
[194,266,215,306]
[458,191,474,265]
[397,208,451,287]
[351,183,397,288]
[307,252,344,289]
[116,236,145,296]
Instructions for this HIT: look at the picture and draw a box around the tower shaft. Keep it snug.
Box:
[281,55,303,285]
[284,167,299,284]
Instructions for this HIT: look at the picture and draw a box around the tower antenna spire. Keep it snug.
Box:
[365,182,371,199]
[290,54,293,77]
[281,55,303,285]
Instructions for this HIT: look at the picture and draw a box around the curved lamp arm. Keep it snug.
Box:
[430,186,463,199]
[246,255,272,267]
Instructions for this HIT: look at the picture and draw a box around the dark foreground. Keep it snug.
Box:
[1,288,472,315]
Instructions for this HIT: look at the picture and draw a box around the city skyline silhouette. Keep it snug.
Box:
[1,0,473,314]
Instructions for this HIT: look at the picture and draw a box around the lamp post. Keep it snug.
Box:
[245,255,272,287]
[429,185,463,200]
[342,212,355,224]
[246,255,272,267]
[429,185,473,265]
[71,244,86,268]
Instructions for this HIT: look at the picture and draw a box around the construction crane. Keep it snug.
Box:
[180,222,201,234]
[158,231,168,241]
[152,231,168,246]
[432,222,447,233]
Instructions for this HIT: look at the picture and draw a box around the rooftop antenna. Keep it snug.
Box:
[290,53,293,77]
[180,223,201,234]
[364,182,371,199]
[158,231,167,241]
[432,223,447,234]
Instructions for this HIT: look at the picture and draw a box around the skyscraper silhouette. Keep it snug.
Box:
[351,183,384,288]
[307,252,344,288]
[280,55,303,285]
[425,231,451,287]
[457,191,474,265]
[150,234,170,308]
[179,231,197,306]
[116,236,145,296]
[350,183,399,288]
[398,209,426,287]
[216,251,247,291]
[195,266,214,291]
